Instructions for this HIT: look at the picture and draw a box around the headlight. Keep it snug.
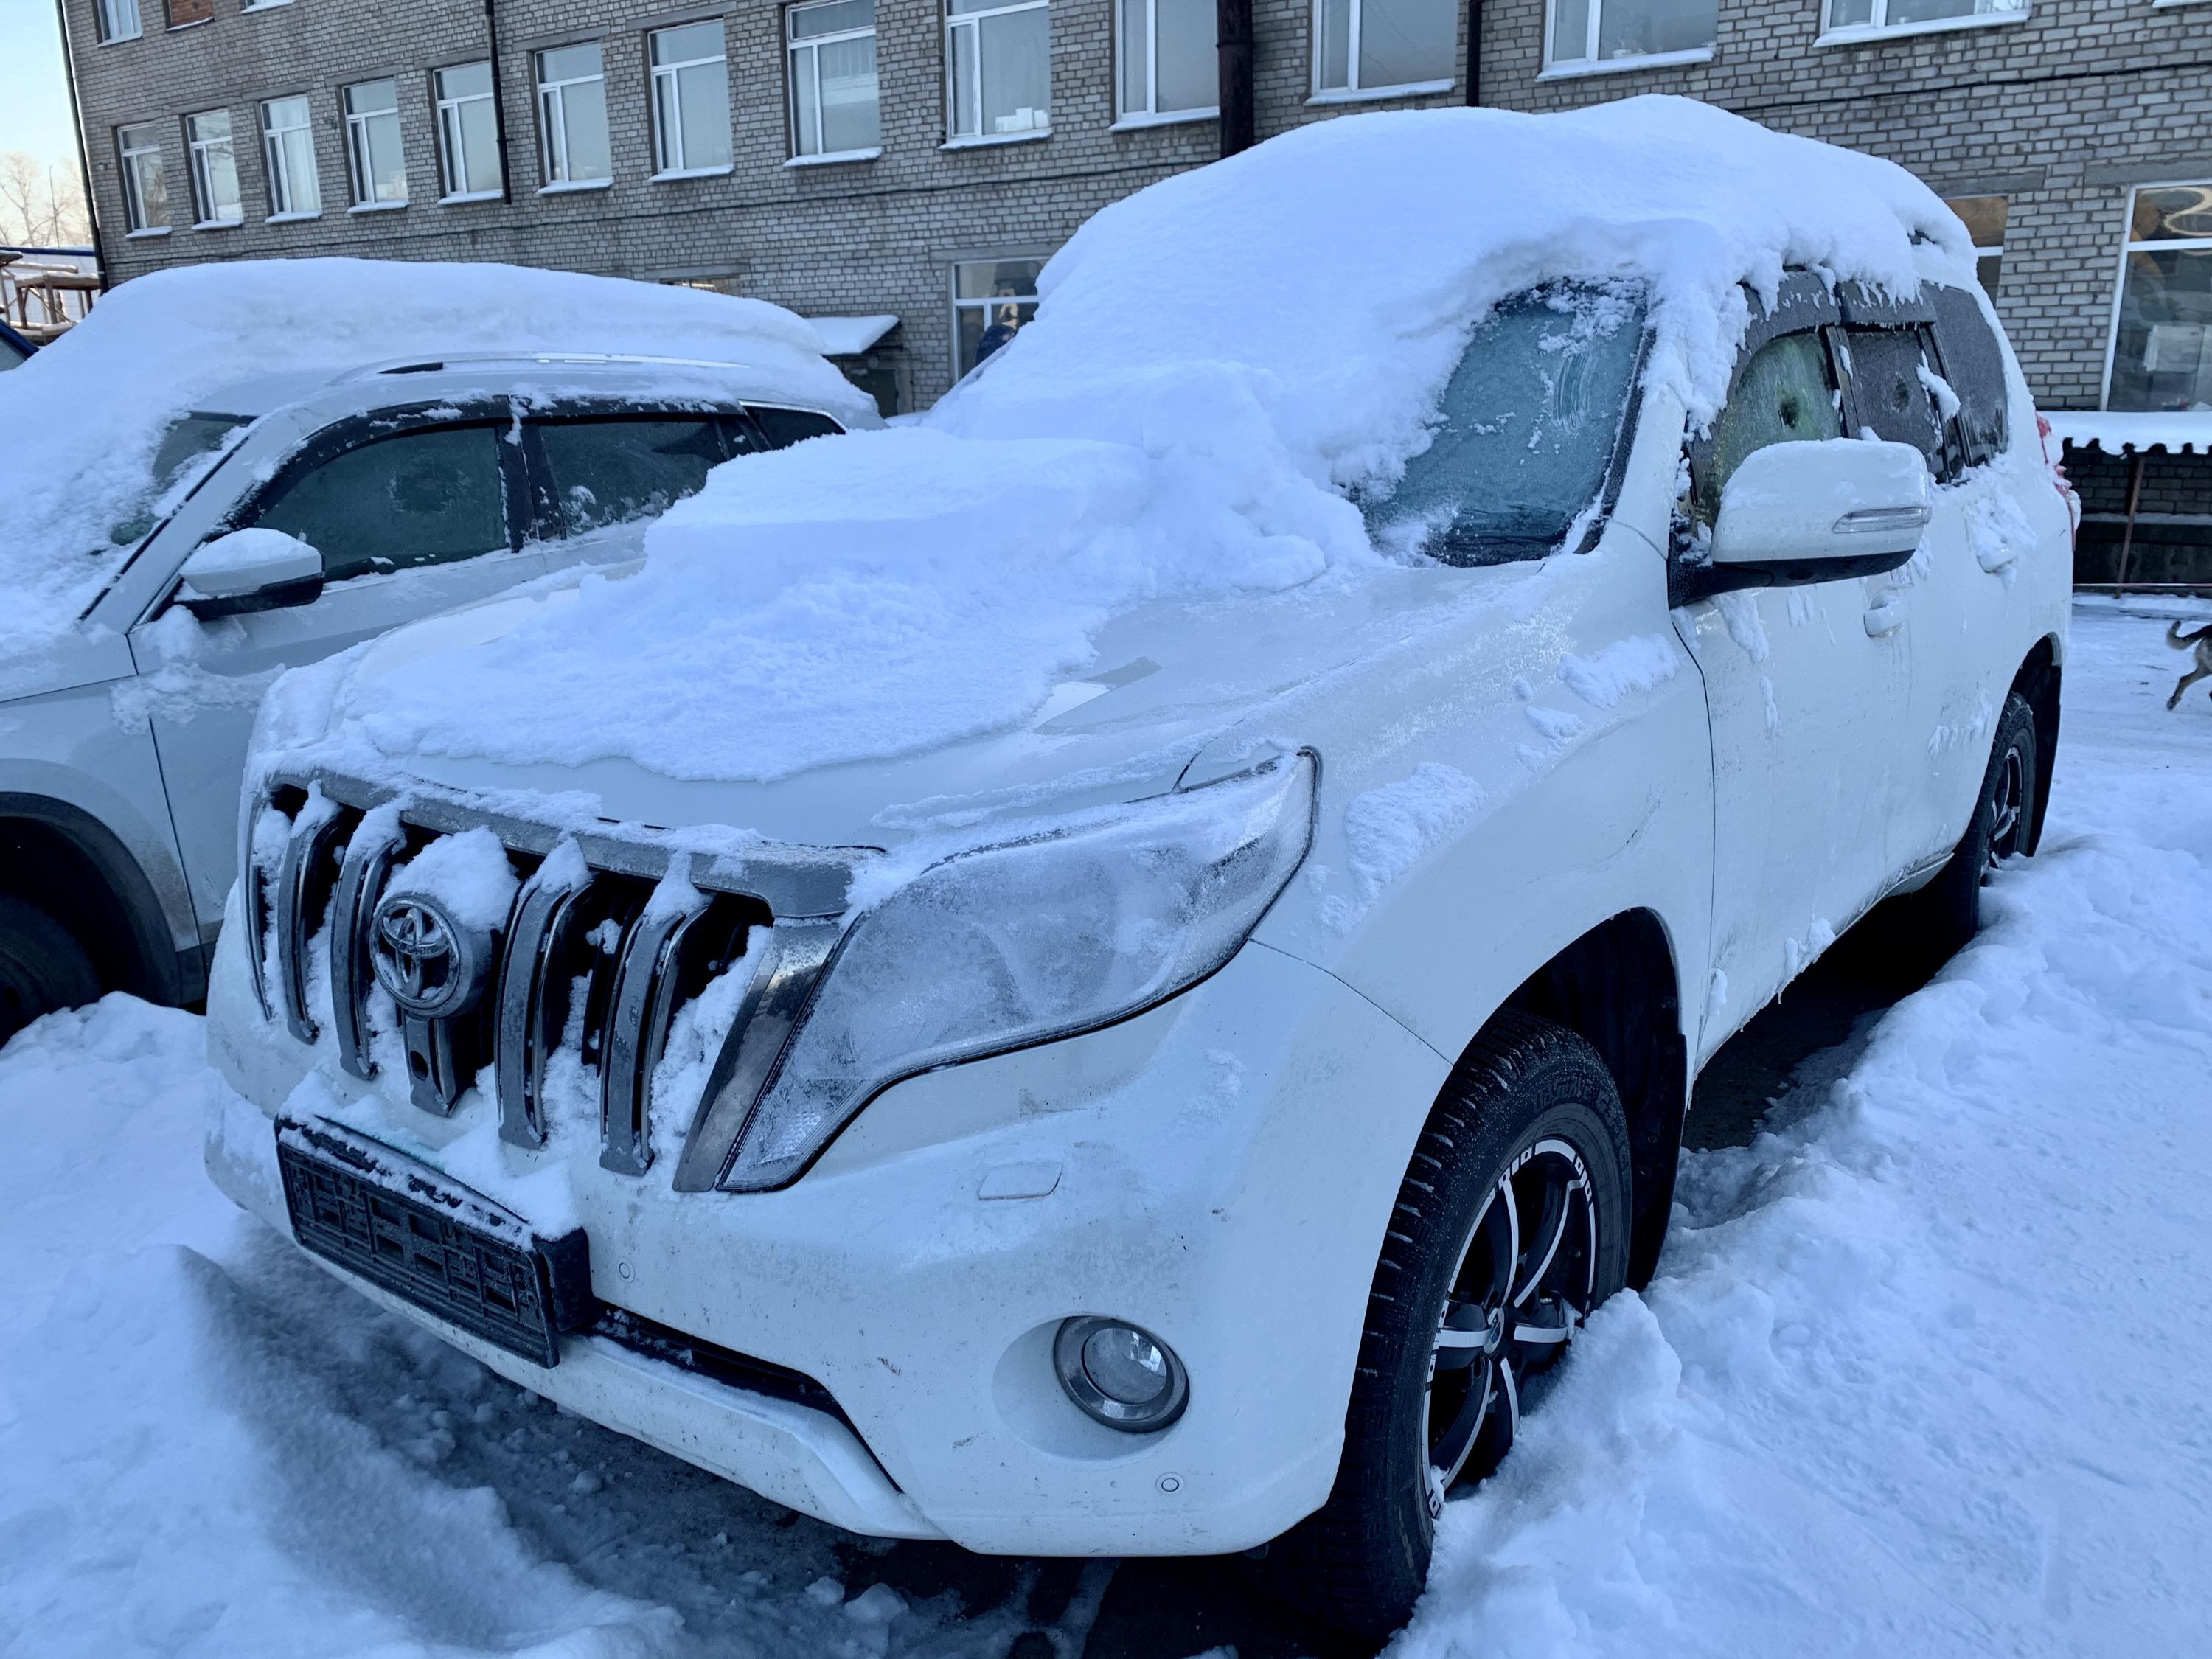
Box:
[718,751,1316,1190]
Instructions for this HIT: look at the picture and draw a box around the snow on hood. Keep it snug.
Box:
[0,259,863,661]
[285,99,1972,798]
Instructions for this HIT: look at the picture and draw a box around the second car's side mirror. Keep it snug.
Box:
[1680,438,1931,601]
[178,528,325,619]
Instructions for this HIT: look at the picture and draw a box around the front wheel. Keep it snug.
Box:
[0,894,101,1047]
[1266,1012,1633,1644]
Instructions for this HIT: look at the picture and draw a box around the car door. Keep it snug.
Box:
[1672,281,1916,1057]
[129,402,543,930]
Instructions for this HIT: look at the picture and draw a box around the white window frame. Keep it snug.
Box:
[2100,180,2212,413]
[117,123,166,234]
[649,23,733,178]
[1310,0,1459,101]
[1817,0,2029,45]
[1540,0,1717,76]
[260,96,321,220]
[343,80,408,209]
[1113,0,1220,126]
[536,44,612,188]
[185,109,243,227]
[787,0,883,161]
[944,0,1052,145]
[950,255,1045,377]
[97,0,142,42]
[434,63,502,202]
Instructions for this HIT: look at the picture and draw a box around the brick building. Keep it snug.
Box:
[55,0,2212,573]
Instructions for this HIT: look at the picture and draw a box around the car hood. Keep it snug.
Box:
[300,559,1524,851]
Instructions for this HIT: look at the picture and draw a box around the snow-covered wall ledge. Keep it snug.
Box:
[2045,411,2212,456]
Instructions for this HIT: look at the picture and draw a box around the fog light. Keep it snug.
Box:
[1054,1316,1189,1433]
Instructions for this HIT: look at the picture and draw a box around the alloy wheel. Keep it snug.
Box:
[1987,745,2025,869]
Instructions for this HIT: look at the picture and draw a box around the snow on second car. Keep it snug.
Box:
[4,602,2205,1657]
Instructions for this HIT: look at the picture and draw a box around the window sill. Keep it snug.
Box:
[650,164,734,182]
[265,210,321,223]
[124,226,171,238]
[1109,108,1218,131]
[166,18,209,30]
[940,129,1051,150]
[439,189,504,205]
[537,178,613,194]
[2152,0,2208,9]
[1815,10,2030,47]
[98,33,142,46]
[785,147,883,167]
[348,199,408,213]
[240,1,292,10]
[1304,78,1455,107]
[1538,45,1714,80]
[191,217,243,230]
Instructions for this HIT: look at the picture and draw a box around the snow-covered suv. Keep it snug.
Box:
[204,105,2073,1640]
[0,262,871,1041]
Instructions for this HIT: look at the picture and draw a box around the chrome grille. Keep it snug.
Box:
[250,771,858,1186]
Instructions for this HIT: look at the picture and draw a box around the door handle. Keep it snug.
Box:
[1862,597,1905,638]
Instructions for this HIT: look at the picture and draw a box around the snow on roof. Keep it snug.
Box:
[0,258,866,661]
[807,315,901,356]
[313,100,1977,790]
[2045,410,2212,456]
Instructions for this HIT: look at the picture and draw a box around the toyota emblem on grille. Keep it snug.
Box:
[369,894,491,1020]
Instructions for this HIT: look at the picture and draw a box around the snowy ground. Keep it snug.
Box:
[3,598,2208,1659]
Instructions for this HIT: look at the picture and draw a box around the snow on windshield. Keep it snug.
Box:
[0,260,865,661]
[294,98,1974,789]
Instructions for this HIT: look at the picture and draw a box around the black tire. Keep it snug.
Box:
[1264,1012,1633,1646]
[0,894,102,1047]
[1899,690,2038,967]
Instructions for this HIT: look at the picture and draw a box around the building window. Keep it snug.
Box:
[186,110,243,226]
[260,96,322,218]
[945,0,1050,141]
[434,63,502,200]
[1117,0,1217,120]
[117,123,167,232]
[953,256,1042,376]
[97,0,140,42]
[167,0,212,27]
[1823,0,2025,35]
[1944,195,2006,299]
[1315,0,1457,94]
[788,0,882,158]
[649,22,733,175]
[344,80,408,207]
[1545,0,1714,68]
[536,44,611,186]
[2107,184,2212,414]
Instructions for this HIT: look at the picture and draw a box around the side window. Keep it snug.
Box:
[1927,285,2010,468]
[1694,330,1841,521]
[1840,326,1947,476]
[535,417,731,537]
[249,425,509,584]
[749,405,844,448]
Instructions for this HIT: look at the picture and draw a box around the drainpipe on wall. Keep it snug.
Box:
[1466,0,1484,105]
[52,0,110,292]
[1217,0,1254,159]
[484,0,514,204]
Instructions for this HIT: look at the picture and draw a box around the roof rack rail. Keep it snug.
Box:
[329,351,762,384]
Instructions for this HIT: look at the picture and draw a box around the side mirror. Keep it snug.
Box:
[178,528,324,618]
[1681,438,1931,600]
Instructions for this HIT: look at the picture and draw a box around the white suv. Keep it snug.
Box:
[0,355,866,1042]
[204,113,2072,1641]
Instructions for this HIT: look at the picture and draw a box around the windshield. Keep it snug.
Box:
[1364,284,1645,566]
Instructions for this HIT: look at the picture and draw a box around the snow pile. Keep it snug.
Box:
[0,260,864,661]
[305,98,1971,787]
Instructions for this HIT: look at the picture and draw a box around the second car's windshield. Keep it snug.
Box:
[1364,284,1645,567]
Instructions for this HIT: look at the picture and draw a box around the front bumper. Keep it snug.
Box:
[206,891,1449,1556]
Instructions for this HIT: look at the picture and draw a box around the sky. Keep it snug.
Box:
[1,0,83,179]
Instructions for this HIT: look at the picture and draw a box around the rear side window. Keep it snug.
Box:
[1694,330,1842,522]
[250,425,509,583]
[536,416,730,537]
[1928,285,2010,467]
[749,405,843,449]
[1841,327,1946,476]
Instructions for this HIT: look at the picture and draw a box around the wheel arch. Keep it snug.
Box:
[2008,635,2062,855]
[1494,907,1688,1291]
[0,794,192,1007]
